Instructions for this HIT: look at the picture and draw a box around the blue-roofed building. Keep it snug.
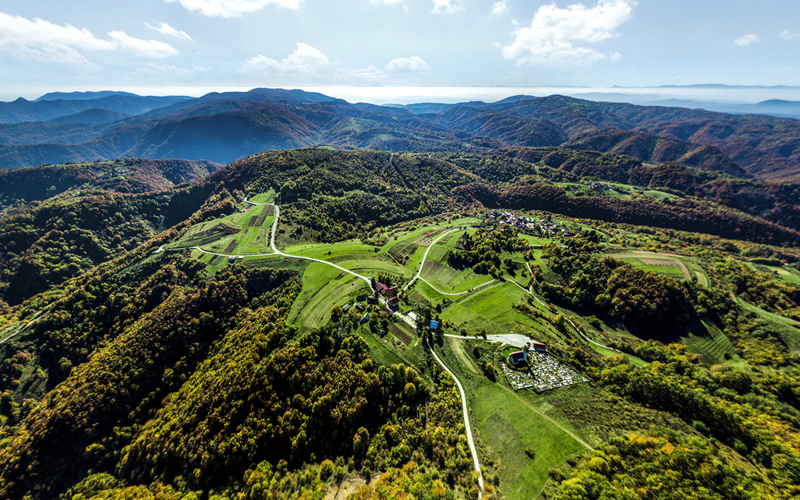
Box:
[430,320,439,330]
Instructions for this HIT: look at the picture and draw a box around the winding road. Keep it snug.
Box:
[404,228,462,291]
[0,310,51,344]
[403,227,495,297]
[427,340,485,498]
[162,198,376,292]
[157,197,599,497]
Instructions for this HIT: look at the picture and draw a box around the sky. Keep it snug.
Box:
[0,0,799,101]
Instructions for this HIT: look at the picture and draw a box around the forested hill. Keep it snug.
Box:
[3,88,800,183]
[0,158,221,215]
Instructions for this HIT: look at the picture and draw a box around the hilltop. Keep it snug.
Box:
[2,89,800,183]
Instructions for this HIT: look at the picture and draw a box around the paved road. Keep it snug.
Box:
[427,341,485,498]
[443,333,539,348]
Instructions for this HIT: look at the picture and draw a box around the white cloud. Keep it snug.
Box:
[337,66,388,83]
[386,56,430,72]
[501,0,635,67]
[145,21,192,40]
[165,0,300,18]
[780,29,800,41]
[370,0,405,4]
[131,63,195,79]
[734,33,760,47]
[491,1,509,15]
[108,32,180,58]
[0,12,178,65]
[433,0,464,14]
[240,42,329,73]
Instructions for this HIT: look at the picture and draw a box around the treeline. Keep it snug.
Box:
[0,158,219,215]
[0,181,233,305]
[485,147,800,233]
[534,236,702,330]
[593,352,800,496]
[446,226,529,275]
[454,178,800,245]
[549,429,778,500]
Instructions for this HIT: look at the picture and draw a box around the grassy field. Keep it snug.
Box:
[438,282,555,338]
[617,258,686,279]
[248,189,275,203]
[288,262,371,331]
[555,182,677,203]
[436,339,588,500]
[604,250,694,281]
[683,320,749,370]
[169,204,275,256]
[765,265,800,286]
[737,298,800,354]
[419,246,495,293]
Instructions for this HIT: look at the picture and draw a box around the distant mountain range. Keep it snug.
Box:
[1,88,799,182]
[0,92,190,123]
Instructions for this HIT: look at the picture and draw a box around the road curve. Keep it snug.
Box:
[427,341,485,498]
[404,228,463,291]
[416,277,496,296]
[163,201,375,293]
[266,203,375,292]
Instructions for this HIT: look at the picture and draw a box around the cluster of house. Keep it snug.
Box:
[352,282,401,325]
[490,212,573,237]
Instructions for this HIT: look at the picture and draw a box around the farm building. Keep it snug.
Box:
[356,304,365,312]
[532,342,546,352]
[359,313,370,325]
[357,294,367,302]
[367,296,379,305]
[388,297,400,310]
[376,282,399,297]
[343,304,350,313]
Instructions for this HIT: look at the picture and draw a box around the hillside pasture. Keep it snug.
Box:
[605,250,692,281]
[436,339,588,500]
[248,189,275,203]
[288,262,370,330]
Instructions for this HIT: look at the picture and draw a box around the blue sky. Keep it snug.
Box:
[0,0,798,100]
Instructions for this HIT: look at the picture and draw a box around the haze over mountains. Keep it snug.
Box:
[1,88,800,182]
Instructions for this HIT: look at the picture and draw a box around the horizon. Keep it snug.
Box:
[6,84,800,106]
[2,1,799,103]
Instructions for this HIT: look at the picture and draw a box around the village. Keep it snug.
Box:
[489,211,574,238]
